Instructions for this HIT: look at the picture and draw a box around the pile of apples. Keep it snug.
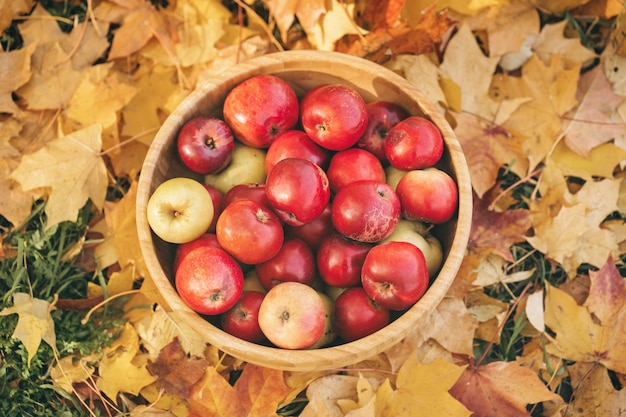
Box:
[146,74,459,350]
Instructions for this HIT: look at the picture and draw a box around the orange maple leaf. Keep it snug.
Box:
[449,360,561,417]
[188,362,291,417]
[335,4,453,64]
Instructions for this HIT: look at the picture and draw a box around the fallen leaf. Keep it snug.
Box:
[354,0,405,30]
[0,293,57,367]
[264,0,327,42]
[96,322,157,399]
[562,66,626,156]
[468,190,532,261]
[50,354,97,394]
[0,43,36,113]
[16,42,82,110]
[300,374,360,417]
[10,124,109,228]
[467,2,540,58]
[337,374,375,415]
[105,1,180,61]
[453,111,528,198]
[188,363,290,417]
[532,19,597,68]
[336,4,453,64]
[564,362,626,416]
[584,253,626,327]
[544,280,626,373]
[550,140,626,180]
[102,180,149,280]
[528,164,620,276]
[147,338,208,399]
[306,0,366,51]
[472,253,535,287]
[496,54,580,172]
[134,305,208,360]
[534,0,594,15]
[466,289,509,343]
[379,355,471,417]
[384,53,447,113]
[0,0,33,33]
[64,63,139,131]
[120,64,179,145]
[449,360,561,417]
[439,22,501,119]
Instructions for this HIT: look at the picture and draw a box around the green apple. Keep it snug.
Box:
[381,218,444,278]
[385,165,407,190]
[204,142,267,194]
[146,177,214,244]
[307,291,337,349]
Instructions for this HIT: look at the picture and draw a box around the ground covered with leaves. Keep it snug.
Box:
[1,0,626,416]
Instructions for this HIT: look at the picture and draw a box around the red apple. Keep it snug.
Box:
[221,183,269,210]
[177,116,235,175]
[175,245,244,315]
[361,241,429,311]
[258,281,326,349]
[284,203,334,250]
[395,167,458,224]
[265,157,331,226]
[326,148,386,192]
[333,287,390,342]
[316,233,372,288]
[216,199,284,264]
[300,84,369,151]
[264,129,331,174]
[331,180,400,242]
[220,290,266,343]
[173,232,222,273]
[357,101,409,164]
[255,237,317,290]
[385,116,444,170]
[222,74,299,148]
[203,183,223,232]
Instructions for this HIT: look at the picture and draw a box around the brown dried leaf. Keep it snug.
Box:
[469,190,532,261]
[147,338,208,399]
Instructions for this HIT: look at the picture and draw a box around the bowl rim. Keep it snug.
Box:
[136,50,472,372]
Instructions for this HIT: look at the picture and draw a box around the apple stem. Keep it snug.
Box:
[205,136,216,150]
[280,310,290,322]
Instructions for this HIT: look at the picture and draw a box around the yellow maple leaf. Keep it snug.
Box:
[0,43,36,114]
[528,161,620,276]
[533,20,597,68]
[379,355,471,417]
[121,64,179,145]
[0,293,57,367]
[439,22,501,119]
[498,54,580,172]
[550,140,626,180]
[16,41,82,110]
[9,124,108,228]
[306,0,366,51]
[0,0,33,33]
[564,362,626,416]
[50,353,97,394]
[96,322,157,399]
[64,63,139,131]
[102,180,149,280]
[265,0,327,41]
[544,281,626,373]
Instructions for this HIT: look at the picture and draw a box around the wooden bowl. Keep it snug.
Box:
[136,50,472,372]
